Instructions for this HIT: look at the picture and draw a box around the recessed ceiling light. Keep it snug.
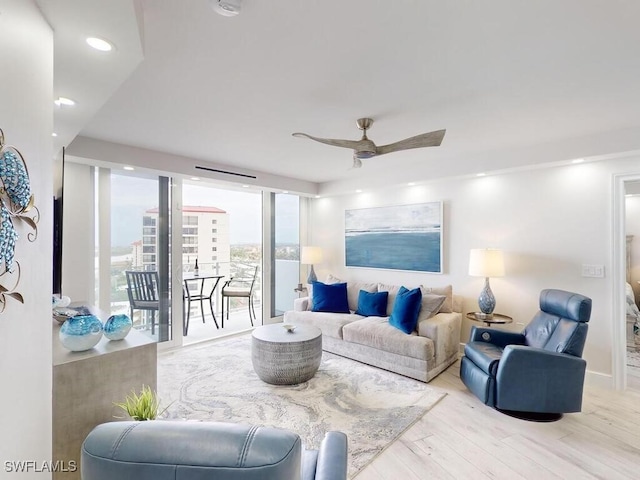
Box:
[408,182,416,186]
[282,190,289,194]
[356,189,363,193]
[572,158,585,164]
[123,166,135,171]
[191,177,200,181]
[476,173,486,177]
[52,132,58,137]
[86,37,113,52]
[54,97,75,106]
[314,195,321,199]
[242,184,249,188]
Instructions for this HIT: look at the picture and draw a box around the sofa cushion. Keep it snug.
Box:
[311,281,350,314]
[416,294,447,323]
[342,317,435,361]
[377,283,403,316]
[420,285,453,313]
[326,274,377,312]
[355,290,388,317]
[283,310,361,339]
[389,286,423,334]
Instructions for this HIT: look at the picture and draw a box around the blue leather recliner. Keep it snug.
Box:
[81,421,348,480]
[460,289,592,418]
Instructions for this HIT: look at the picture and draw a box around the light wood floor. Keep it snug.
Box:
[355,360,640,480]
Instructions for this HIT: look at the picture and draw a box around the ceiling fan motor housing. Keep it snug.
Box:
[211,0,242,16]
[354,149,377,159]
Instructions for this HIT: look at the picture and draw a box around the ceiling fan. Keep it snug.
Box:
[292,118,446,168]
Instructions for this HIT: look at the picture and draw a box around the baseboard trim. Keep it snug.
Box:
[585,370,614,389]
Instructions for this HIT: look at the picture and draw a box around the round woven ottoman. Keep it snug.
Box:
[251,324,322,385]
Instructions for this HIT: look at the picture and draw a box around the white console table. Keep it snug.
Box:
[52,320,157,479]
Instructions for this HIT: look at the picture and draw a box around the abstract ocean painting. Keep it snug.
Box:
[345,202,442,273]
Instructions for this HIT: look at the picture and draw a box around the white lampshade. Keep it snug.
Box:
[301,246,323,265]
[469,248,505,278]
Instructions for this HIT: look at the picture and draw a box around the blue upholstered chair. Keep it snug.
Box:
[460,289,592,419]
[81,421,348,480]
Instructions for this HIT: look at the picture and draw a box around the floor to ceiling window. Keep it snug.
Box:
[181,181,263,344]
[272,193,300,317]
[62,163,174,344]
[61,160,304,348]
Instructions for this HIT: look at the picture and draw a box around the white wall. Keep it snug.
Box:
[0,0,53,477]
[61,162,95,303]
[310,156,640,384]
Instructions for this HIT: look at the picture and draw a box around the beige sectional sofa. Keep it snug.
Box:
[283,279,462,383]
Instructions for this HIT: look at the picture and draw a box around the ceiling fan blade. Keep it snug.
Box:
[375,129,446,156]
[292,132,362,150]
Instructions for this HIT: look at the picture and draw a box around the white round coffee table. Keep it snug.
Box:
[251,324,322,385]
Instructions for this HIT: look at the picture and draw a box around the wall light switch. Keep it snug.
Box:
[581,264,605,278]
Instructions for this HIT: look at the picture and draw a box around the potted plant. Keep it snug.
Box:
[114,384,170,421]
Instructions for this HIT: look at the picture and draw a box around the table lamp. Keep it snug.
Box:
[469,248,505,316]
[301,246,322,284]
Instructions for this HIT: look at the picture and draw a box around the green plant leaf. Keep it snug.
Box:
[113,384,170,421]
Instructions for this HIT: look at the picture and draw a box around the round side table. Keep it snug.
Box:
[251,324,322,385]
[466,312,513,327]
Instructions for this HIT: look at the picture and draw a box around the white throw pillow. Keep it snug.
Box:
[377,283,403,316]
[416,294,447,324]
[420,285,453,313]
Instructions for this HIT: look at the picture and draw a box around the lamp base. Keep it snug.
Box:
[478,277,496,314]
[307,265,317,284]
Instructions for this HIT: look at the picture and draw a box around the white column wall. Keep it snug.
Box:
[311,156,640,385]
[61,162,95,304]
[0,0,53,476]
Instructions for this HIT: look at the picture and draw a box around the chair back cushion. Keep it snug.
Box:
[82,421,302,480]
[523,289,592,356]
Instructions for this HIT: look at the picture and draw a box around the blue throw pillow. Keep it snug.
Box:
[389,286,423,334]
[356,290,388,317]
[311,281,350,313]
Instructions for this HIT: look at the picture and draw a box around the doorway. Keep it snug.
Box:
[613,174,640,390]
[181,181,263,345]
[624,181,640,390]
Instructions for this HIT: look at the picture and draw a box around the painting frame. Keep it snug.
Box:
[345,202,443,273]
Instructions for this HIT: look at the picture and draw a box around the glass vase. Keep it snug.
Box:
[59,314,103,352]
[104,314,132,341]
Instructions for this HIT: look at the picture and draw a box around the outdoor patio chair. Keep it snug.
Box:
[221,264,258,327]
[125,270,160,334]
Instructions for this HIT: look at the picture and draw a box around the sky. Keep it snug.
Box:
[109,174,298,246]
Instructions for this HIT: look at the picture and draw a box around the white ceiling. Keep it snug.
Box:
[40,0,640,193]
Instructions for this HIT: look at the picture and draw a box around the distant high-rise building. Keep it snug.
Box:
[139,206,230,275]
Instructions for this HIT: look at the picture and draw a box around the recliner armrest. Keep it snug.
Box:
[496,345,587,413]
[469,326,525,348]
[314,431,348,480]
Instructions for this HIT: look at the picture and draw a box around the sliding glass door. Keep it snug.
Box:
[61,163,174,344]
[108,172,172,342]
[181,181,263,343]
[272,193,300,317]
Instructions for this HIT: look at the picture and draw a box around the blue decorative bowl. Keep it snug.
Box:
[59,314,103,352]
[104,314,132,341]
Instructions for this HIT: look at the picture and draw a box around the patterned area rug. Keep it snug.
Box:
[158,334,445,478]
